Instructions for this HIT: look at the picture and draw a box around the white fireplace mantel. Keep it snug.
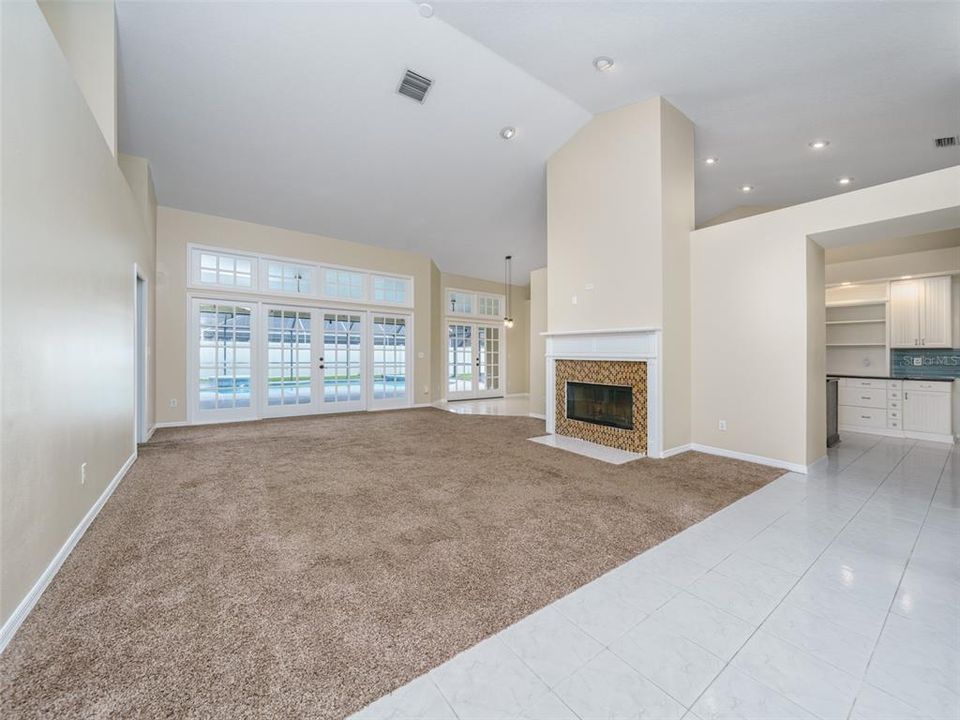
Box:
[544,328,662,458]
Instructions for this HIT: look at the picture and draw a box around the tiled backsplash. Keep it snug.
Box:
[891,349,960,379]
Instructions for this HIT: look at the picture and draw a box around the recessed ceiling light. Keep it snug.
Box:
[808,139,830,150]
[499,126,516,140]
[704,157,719,165]
[837,176,854,185]
[417,3,434,17]
[740,184,754,193]
[593,56,615,72]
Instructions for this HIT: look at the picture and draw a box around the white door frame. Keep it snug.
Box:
[315,308,366,414]
[260,304,321,418]
[133,265,149,445]
[368,311,414,410]
[445,319,507,401]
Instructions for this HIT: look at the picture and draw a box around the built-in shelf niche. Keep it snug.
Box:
[825,286,889,376]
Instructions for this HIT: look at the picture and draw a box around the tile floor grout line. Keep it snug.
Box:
[683,436,920,718]
[847,444,953,720]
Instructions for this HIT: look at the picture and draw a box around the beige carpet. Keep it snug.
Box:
[1,408,782,718]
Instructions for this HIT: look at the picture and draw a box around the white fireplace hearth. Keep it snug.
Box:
[542,328,662,459]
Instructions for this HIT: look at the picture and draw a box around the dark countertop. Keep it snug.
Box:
[828,374,956,383]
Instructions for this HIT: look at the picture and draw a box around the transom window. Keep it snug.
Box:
[448,291,474,315]
[189,245,413,307]
[266,262,312,295]
[323,268,365,300]
[197,251,254,289]
[477,294,501,317]
[447,289,504,318]
[372,275,410,305]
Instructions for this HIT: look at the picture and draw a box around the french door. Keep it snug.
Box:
[193,298,411,422]
[447,321,504,400]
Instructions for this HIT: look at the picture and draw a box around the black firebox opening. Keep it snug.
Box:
[565,381,634,430]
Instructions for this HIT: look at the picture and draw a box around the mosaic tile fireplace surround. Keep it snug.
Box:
[544,328,661,458]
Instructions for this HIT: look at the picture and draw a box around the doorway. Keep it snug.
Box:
[135,271,148,443]
[447,321,504,400]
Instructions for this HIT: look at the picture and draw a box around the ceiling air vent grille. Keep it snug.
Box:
[397,69,432,103]
[934,135,958,148]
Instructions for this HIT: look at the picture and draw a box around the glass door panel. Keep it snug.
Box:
[195,300,255,421]
[371,315,409,409]
[322,312,364,412]
[263,307,316,416]
[477,325,502,397]
[447,323,475,400]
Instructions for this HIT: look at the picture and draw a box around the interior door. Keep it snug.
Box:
[476,324,503,398]
[320,311,364,412]
[447,323,475,400]
[263,305,317,417]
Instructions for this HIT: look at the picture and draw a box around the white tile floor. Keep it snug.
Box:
[441,394,534,418]
[351,433,959,720]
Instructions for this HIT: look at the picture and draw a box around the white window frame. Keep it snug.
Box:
[187,292,415,424]
[445,287,505,319]
[262,260,315,296]
[191,248,259,291]
[188,244,414,309]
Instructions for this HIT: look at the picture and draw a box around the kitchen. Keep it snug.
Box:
[825,232,960,445]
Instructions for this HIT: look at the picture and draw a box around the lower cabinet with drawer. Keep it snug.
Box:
[834,376,954,443]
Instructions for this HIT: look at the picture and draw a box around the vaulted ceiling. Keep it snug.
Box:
[117,1,960,282]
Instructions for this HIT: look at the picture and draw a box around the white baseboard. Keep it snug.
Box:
[0,450,138,654]
[528,413,546,420]
[152,420,189,429]
[660,443,693,459]
[690,443,808,474]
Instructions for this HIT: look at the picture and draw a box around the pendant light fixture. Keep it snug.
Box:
[503,255,514,329]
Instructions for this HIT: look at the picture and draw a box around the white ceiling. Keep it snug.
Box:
[117,1,960,282]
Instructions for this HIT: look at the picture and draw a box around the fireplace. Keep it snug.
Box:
[566,382,634,430]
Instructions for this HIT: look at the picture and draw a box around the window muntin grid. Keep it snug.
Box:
[266,262,312,295]
[447,291,474,315]
[477,295,501,317]
[372,275,410,305]
[323,313,363,403]
[372,316,408,401]
[478,325,501,392]
[447,323,474,394]
[198,303,252,410]
[323,268,364,301]
[266,309,312,406]
[198,252,254,288]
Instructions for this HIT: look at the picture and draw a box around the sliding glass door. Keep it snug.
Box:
[371,314,410,409]
[320,312,364,413]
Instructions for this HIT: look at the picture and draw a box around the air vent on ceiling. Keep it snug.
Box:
[934,135,958,148]
[397,69,432,103]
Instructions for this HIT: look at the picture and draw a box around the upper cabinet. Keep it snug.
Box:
[889,276,952,348]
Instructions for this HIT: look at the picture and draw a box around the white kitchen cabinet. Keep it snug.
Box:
[890,276,952,348]
[920,276,952,348]
[903,391,951,437]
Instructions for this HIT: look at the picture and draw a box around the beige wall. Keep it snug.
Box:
[825,246,960,285]
[698,205,784,229]
[440,273,530,397]
[2,1,155,625]
[156,208,441,423]
[546,96,694,451]
[691,166,960,468]
[806,239,826,465]
[659,100,695,451]
[38,0,117,157]
[528,268,548,416]
[546,98,664,332]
